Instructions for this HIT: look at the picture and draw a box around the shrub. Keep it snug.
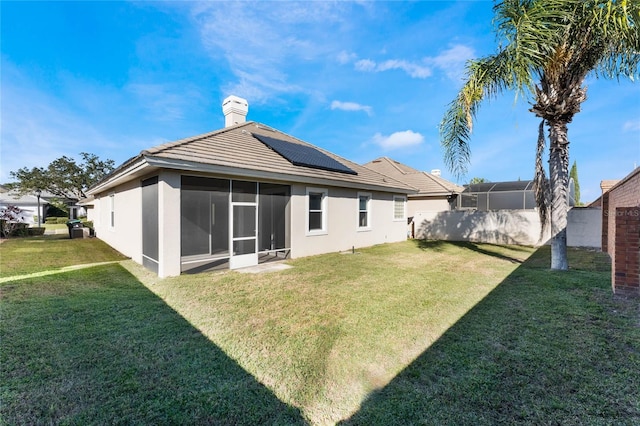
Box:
[45,216,68,225]
[82,221,94,229]
[9,223,29,237]
[28,227,46,236]
[1,206,26,238]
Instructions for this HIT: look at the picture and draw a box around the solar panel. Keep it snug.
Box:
[253,133,357,175]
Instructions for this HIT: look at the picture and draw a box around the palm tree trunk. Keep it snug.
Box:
[548,120,570,270]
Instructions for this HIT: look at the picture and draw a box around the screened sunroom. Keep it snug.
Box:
[180,176,290,273]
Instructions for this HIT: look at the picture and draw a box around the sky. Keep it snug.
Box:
[2,1,639,203]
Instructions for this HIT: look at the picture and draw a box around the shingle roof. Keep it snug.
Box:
[91,122,416,194]
[363,157,464,196]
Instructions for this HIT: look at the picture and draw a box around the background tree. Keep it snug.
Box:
[469,177,488,184]
[440,0,638,270]
[569,161,582,206]
[6,153,115,200]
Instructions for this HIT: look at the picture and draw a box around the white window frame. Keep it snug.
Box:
[109,193,115,230]
[306,187,328,236]
[393,195,406,221]
[357,192,372,231]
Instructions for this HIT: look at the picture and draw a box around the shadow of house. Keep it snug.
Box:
[340,247,638,425]
[415,210,546,246]
[1,263,305,425]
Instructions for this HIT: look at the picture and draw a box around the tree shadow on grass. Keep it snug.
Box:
[341,247,639,425]
[414,239,528,264]
[0,264,306,425]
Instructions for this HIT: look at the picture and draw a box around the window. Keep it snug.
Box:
[109,193,115,228]
[357,192,371,230]
[393,196,406,221]
[306,187,327,234]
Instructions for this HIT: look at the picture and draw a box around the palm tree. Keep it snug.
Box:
[440,0,639,270]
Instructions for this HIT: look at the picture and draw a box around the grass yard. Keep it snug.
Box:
[1,239,638,425]
[0,235,127,278]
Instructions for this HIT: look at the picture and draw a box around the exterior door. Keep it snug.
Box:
[230,181,258,269]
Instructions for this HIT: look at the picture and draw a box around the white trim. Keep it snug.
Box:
[306,187,328,236]
[229,180,259,269]
[393,195,406,221]
[357,192,372,231]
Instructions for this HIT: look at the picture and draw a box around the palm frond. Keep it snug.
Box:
[440,48,534,179]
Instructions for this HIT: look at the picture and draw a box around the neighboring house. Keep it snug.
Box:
[0,185,48,225]
[86,96,415,277]
[363,157,464,237]
[363,157,463,214]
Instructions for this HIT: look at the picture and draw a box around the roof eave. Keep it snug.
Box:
[145,156,416,194]
[87,155,150,195]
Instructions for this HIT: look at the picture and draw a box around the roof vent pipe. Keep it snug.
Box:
[431,169,441,177]
[222,95,249,127]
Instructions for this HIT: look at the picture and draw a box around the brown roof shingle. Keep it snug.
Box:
[92,123,416,194]
[363,157,463,196]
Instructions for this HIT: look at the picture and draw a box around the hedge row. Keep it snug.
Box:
[45,217,71,225]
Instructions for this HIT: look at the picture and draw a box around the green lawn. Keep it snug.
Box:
[1,239,638,425]
[0,235,127,277]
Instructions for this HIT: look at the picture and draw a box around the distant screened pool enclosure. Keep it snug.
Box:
[456,179,576,211]
[457,180,536,210]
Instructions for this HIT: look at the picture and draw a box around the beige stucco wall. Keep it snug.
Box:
[413,207,601,248]
[407,197,450,217]
[93,179,143,264]
[92,175,408,275]
[157,171,181,277]
[289,184,407,258]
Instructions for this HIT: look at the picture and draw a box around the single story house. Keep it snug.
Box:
[363,157,463,214]
[0,185,48,226]
[86,96,415,277]
[363,157,464,238]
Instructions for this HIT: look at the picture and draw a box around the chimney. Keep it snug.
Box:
[431,169,441,177]
[222,95,249,127]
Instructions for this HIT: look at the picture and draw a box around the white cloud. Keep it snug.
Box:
[379,59,431,78]
[337,50,357,64]
[330,100,372,115]
[354,59,376,72]
[354,58,431,79]
[189,2,351,103]
[429,44,475,82]
[372,130,424,150]
[623,119,640,132]
[126,83,201,122]
[352,44,474,82]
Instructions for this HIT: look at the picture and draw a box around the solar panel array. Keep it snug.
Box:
[253,133,357,175]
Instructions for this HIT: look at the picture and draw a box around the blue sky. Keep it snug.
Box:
[2,1,639,203]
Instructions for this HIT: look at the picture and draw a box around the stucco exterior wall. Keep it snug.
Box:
[289,184,407,258]
[157,171,181,277]
[407,197,450,217]
[93,179,143,264]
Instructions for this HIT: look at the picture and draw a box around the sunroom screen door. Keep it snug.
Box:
[229,180,258,269]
